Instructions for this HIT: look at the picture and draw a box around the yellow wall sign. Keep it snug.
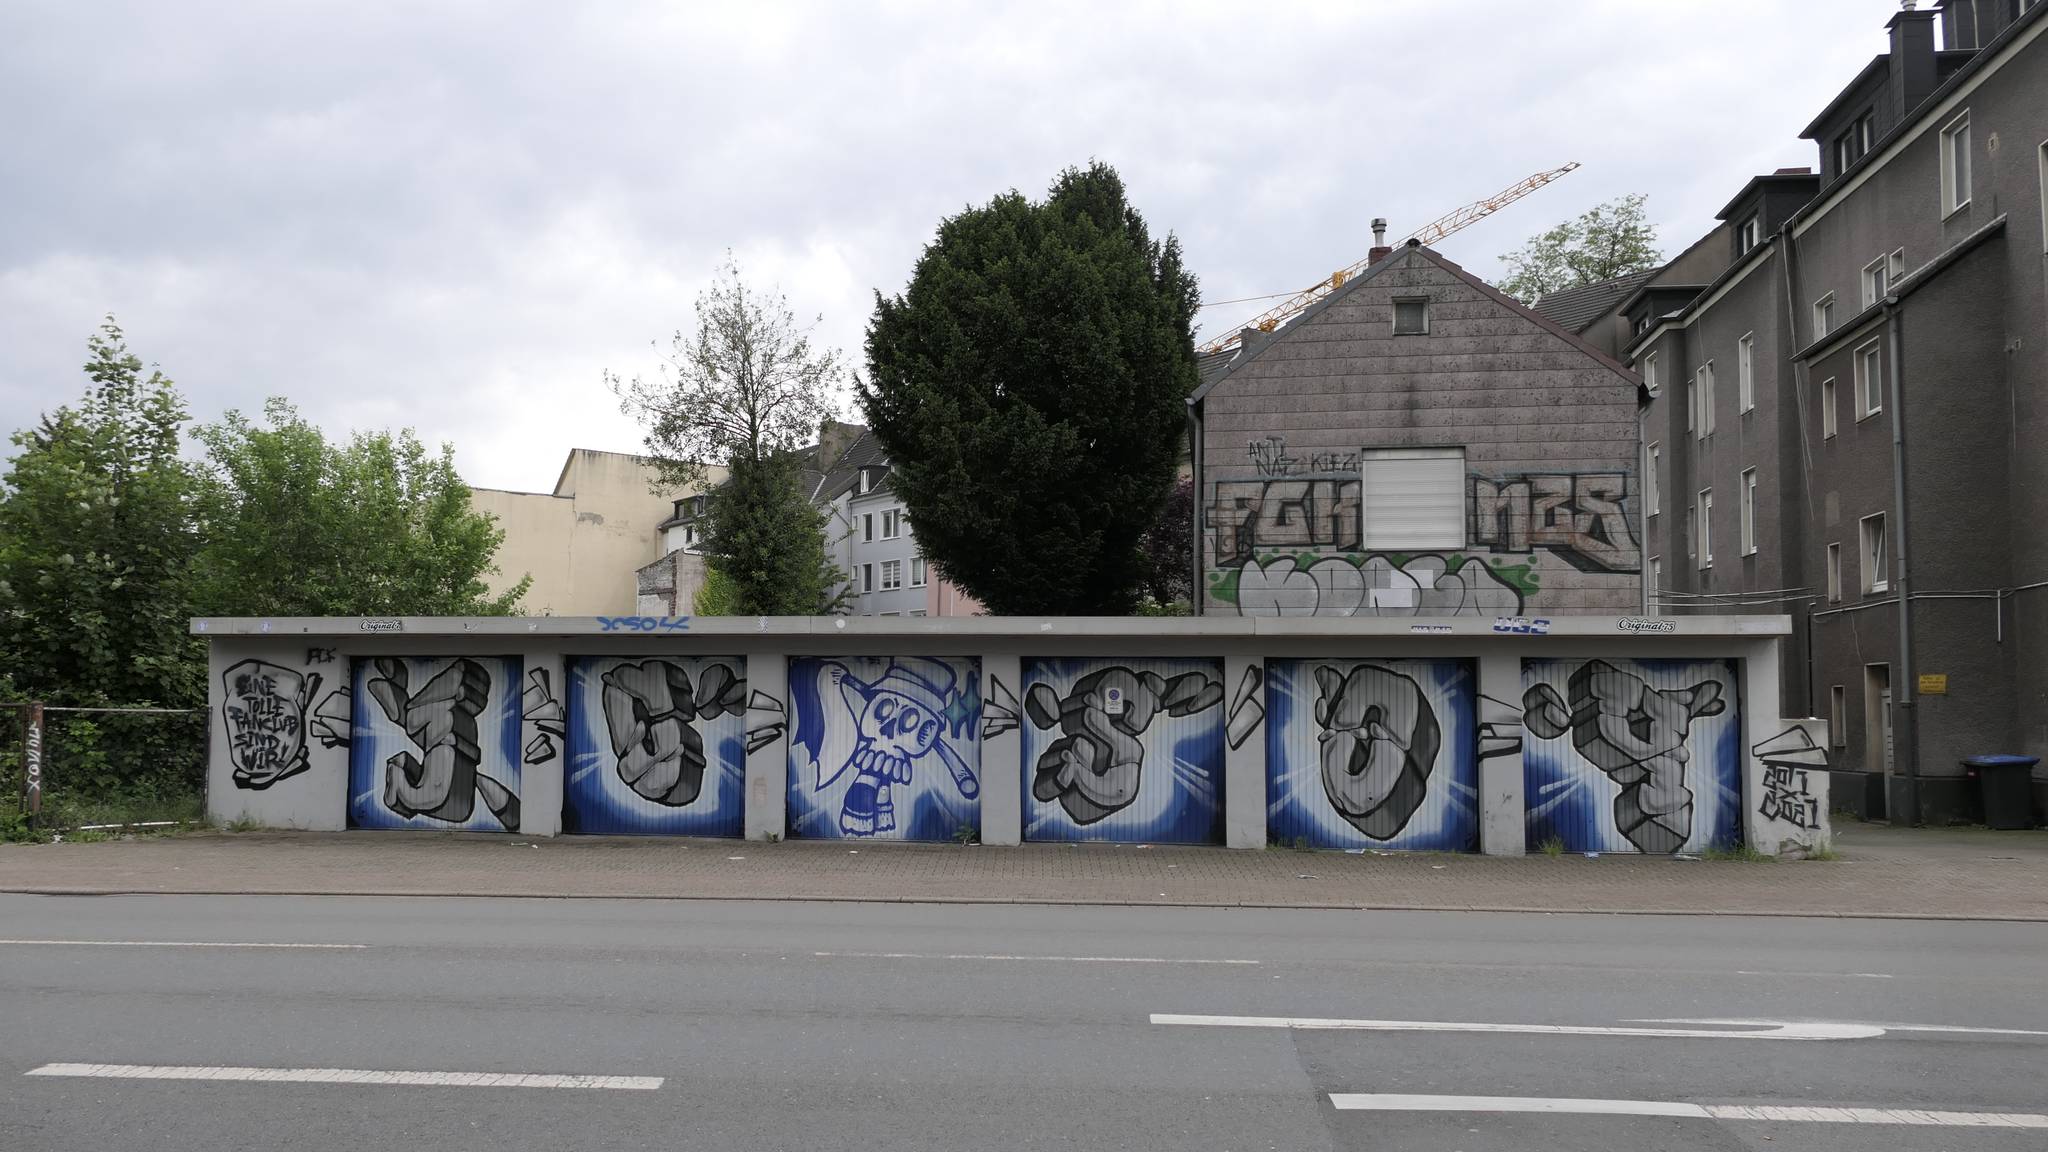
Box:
[1918,674,1948,695]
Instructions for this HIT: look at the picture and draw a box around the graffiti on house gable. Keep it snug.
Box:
[222,659,320,790]
[1266,659,1477,851]
[1246,436,1360,478]
[349,656,522,832]
[788,656,981,841]
[1022,658,1225,844]
[1211,477,1360,565]
[564,657,747,836]
[1522,658,1740,855]
[1214,553,1533,617]
[1471,474,1639,573]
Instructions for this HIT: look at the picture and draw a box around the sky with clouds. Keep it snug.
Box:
[3,1,1901,492]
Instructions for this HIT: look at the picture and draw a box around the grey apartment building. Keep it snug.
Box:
[1599,0,2047,823]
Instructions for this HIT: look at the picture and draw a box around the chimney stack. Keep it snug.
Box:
[1367,216,1393,265]
[1888,3,1938,118]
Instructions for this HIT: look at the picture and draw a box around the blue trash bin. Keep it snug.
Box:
[1962,755,2041,830]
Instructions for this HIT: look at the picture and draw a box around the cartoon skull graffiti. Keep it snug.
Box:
[1312,663,1441,840]
[1523,660,1726,854]
[1025,667,1224,825]
[817,658,978,836]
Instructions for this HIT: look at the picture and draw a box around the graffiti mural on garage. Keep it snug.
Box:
[1521,658,1740,854]
[348,656,523,832]
[1021,658,1225,844]
[788,656,981,841]
[221,659,320,790]
[1267,659,1478,851]
[562,657,748,836]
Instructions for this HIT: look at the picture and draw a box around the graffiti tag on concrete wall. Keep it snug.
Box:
[222,659,319,790]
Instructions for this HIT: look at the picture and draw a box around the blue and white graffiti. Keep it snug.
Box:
[787,656,981,841]
[349,656,522,831]
[561,657,747,836]
[1522,657,1741,854]
[1266,659,1478,851]
[1021,658,1225,844]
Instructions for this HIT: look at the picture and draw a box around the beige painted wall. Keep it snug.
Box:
[471,450,721,616]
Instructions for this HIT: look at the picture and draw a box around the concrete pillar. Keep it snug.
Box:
[1223,654,1267,849]
[1477,652,1526,856]
[518,648,567,837]
[744,652,789,841]
[1739,640,1833,855]
[979,653,1023,846]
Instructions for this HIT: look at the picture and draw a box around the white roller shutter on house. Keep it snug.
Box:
[1360,448,1465,550]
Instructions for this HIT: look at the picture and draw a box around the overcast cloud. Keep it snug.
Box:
[2,1,1892,491]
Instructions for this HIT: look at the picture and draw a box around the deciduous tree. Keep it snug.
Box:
[862,162,1199,615]
[1497,193,1661,303]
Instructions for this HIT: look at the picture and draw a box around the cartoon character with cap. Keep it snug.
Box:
[817,657,979,835]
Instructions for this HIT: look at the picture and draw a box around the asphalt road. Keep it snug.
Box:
[2,894,2044,1151]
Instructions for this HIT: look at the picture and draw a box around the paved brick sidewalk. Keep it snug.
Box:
[3,822,2045,920]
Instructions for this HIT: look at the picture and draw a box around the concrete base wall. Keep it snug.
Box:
[199,615,1829,855]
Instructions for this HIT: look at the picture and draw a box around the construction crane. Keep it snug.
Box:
[1198,162,1581,356]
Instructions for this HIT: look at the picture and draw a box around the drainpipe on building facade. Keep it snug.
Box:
[1638,400,1651,615]
[1187,397,1204,617]
[1883,295,1921,824]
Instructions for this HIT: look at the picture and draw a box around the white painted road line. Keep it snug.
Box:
[1642,1017,2048,1038]
[25,1064,661,1090]
[1735,970,1892,979]
[1329,1094,2048,1128]
[0,939,367,950]
[817,951,1259,965]
[1152,1014,1883,1040]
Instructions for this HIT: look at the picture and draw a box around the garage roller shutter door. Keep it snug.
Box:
[1361,448,1465,549]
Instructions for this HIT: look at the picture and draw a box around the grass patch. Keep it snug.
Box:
[223,812,264,833]
[1800,842,1841,861]
[42,785,204,832]
[1537,835,1565,857]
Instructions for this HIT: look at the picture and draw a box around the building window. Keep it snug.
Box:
[1833,113,1872,175]
[1697,489,1713,569]
[1821,377,1838,438]
[1734,213,1761,256]
[880,559,902,591]
[1695,362,1715,438]
[1646,443,1660,517]
[862,513,874,542]
[1740,469,1757,557]
[1862,256,1889,308]
[1855,341,1883,420]
[910,555,927,587]
[1888,248,1905,285]
[1829,685,1846,749]
[1827,542,1842,602]
[1737,334,1755,412]
[2039,139,2047,253]
[683,525,698,550]
[1813,293,1835,338]
[1685,503,1696,560]
[1392,297,1430,335]
[1941,111,1971,217]
[858,468,875,495]
[1648,556,1661,614]
[1360,447,1464,548]
[1642,350,1659,393]
[1861,513,1887,593]
[861,563,874,593]
[881,509,901,539]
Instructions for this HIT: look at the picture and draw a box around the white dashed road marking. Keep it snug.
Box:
[0,939,367,949]
[817,951,1259,965]
[25,1064,661,1090]
[1151,1014,1883,1040]
[1329,1093,2048,1128]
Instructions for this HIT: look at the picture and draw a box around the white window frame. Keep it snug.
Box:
[1697,489,1713,569]
[861,563,874,593]
[862,513,874,542]
[1740,468,1758,557]
[1861,513,1888,593]
[1887,247,1905,285]
[1392,297,1430,336]
[1737,334,1755,412]
[1359,447,1464,549]
[858,468,875,495]
[1646,442,1661,517]
[1821,377,1839,438]
[1642,350,1659,394]
[1813,293,1835,339]
[1695,361,1715,438]
[880,559,902,591]
[1648,556,1661,615]
[910,555,927,587]
[1855,340,1883,420]
[1826,542,1842,603]
[1735,214,1760,256]
[881,509,901,540]
[1861,256,1888,308]
[1941,110,1971,218]
[2039,139,2048,254]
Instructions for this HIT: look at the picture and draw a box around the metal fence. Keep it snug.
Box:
[3,702,206,831]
